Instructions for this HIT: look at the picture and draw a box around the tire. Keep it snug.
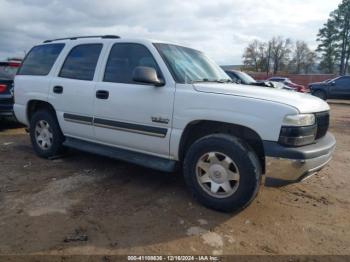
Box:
[313,90,327,100]
[183,134,261,213]
[29,110,65,158]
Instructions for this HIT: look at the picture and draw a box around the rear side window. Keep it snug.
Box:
[336,77,350,85]
[59,44,102,81]
[17,44,64,76]
[103,43,162,84]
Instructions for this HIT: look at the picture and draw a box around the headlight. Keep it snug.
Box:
[283,114,315,126]
[279,114,317,147]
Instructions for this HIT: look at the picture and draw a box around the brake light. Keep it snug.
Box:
[0,84,7,93]
[8,62,21,67]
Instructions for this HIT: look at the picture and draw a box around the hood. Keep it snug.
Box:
[193,83,329,113]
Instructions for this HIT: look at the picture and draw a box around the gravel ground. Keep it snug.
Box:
[0,102,349,256]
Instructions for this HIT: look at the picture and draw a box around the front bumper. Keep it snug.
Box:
[264,132,336,186]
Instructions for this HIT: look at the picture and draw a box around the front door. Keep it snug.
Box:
[330,76,350,99]
[93,43,175,157]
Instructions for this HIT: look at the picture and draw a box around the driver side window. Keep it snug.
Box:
[103,43,162,84]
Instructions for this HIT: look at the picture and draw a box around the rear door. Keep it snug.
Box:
[14,43,65,125]
[49,43,103,140]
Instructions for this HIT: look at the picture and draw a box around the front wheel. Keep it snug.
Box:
[183,134,261,213]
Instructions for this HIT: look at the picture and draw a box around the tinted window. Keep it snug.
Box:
[104,43,162,84]
[17,44,64,76]
[59,44,102,81]
[226,72,239,82]
[0,64,18,80]
[336,77,350,85]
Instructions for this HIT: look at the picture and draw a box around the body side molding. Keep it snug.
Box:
[94,118,167,137]
[63,113,93,125]
[63,113,168,138]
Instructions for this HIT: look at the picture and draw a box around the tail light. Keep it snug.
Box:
[0,84,7,93]
[8,62,21,67]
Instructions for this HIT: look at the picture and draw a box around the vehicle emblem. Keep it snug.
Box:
[151,116,169,124]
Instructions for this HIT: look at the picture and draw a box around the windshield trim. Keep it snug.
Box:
[153,43,182,83]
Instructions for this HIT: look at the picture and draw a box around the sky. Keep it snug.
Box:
[0,0,341,65]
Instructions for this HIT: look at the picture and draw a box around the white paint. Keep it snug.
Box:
[14,37,331,168]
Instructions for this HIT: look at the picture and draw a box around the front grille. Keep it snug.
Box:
[315,111,329,139]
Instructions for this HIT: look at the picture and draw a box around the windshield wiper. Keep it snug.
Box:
[191,78,210,83]
[217,79,233,83]
[191,78,233,84]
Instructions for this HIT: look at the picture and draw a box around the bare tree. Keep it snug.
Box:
[290,41,317,73]
[242,40,261,71]
[241,37,317,74]
[242,40,270,72]
[270,36,292,74]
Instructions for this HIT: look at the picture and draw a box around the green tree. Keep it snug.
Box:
[317,0,350,75]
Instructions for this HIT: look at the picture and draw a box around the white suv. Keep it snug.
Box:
[14,35,336,212]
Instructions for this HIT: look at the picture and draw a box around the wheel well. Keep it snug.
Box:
[27,100,56,122]
[179,120,266,173]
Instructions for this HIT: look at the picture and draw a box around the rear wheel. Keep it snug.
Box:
[183,134,261,213]
[29,110,65,158]
[313,90,327,100]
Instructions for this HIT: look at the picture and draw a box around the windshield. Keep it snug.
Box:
[154,43,231,84]
[235,71,256,84]
[0,65,18,80]
[325,77,340,83]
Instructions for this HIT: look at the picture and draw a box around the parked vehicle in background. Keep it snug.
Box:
[14,36,335,212]
[0,60,21,118]
[309,76,350,100]
[267,77,308,93]
[224,69,293,90]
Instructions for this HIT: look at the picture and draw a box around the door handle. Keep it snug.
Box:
[96,90,109,99]
[53,85,63,94]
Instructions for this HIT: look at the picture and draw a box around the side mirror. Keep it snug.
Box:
[132,66,164,87]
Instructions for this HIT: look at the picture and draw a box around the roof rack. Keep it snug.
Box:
[43,35,120,43]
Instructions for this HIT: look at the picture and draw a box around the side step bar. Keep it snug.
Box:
[63,137,176,172]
